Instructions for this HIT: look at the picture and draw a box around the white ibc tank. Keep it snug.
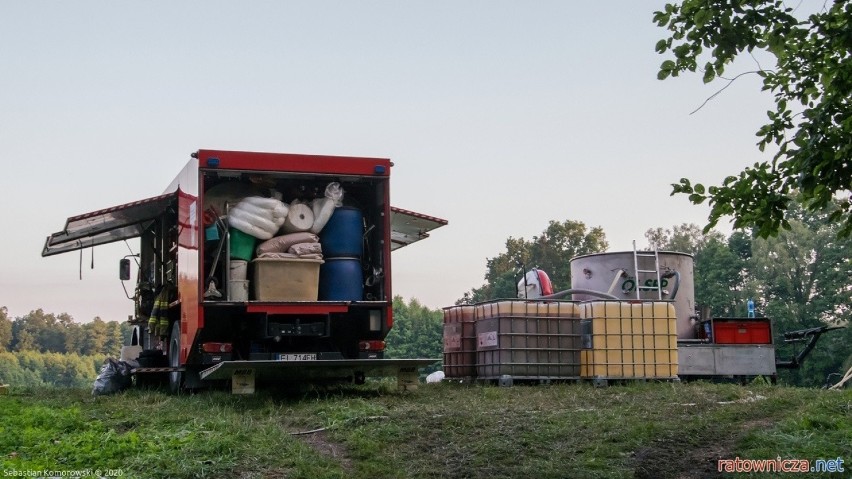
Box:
[570,251,696,339]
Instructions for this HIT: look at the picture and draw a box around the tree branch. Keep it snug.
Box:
[690,71,765,115]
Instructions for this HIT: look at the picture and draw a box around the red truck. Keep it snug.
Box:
[43,149,446,393]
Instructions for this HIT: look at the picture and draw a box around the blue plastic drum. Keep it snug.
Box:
[319,257,364,301]
[320,206,363,258]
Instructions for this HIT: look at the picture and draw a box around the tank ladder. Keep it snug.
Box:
[632,240,662,300]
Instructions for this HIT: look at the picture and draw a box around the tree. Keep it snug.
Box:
[81,317,109,356]
[64,322,84,355]
[645,223,725,254]
[104,321,125,357]
[11,310,46,352]
[693,233,752,317]
[0,307,11,352]
[646,224,749,317]
[460,219,608,303]
[655,1,852,238]
[385,296,443,373]
[749,202,852,385]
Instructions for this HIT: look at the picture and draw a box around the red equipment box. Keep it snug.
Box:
[712,318,772,344]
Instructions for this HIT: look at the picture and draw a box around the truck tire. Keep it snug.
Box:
[168,321,183,394]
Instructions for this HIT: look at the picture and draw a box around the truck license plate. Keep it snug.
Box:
[277,353,317,361]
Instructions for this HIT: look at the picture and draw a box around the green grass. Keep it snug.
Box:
[0,381,849,478]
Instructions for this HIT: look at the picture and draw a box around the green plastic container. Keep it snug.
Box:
[229,228,257,261]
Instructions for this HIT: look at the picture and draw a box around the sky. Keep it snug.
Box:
[0,1,776,323]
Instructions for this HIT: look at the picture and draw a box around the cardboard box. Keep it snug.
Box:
[252,257,323,301]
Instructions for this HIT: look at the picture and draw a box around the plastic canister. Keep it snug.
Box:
[229,279,250,302]
[320,207,364,258]
[319,257,364,301]
[229,228,257,261]
[229,260,248,281]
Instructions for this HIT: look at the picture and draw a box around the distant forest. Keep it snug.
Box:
[0,307,130,388]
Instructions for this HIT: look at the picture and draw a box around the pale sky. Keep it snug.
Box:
[0,1,774,323]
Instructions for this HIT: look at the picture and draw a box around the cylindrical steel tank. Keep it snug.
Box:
[569,251,696,339]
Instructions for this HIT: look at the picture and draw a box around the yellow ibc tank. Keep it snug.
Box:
[443,305,477,378]
[579,301,678,379]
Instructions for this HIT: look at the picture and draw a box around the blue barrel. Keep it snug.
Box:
[319,257,364,301]
[320,206,363,258]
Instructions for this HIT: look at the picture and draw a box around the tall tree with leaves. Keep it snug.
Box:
[645,223,725,254]
[385,296,443,373]
[655,1,852,237]
[646,224,751,317]
[694,233,753,317]
[104,321,125,357]
[749,202,852,385]
[0,307,11,352]
[81,317,109,356]
[11,310,54,352]
[460,219,608,303]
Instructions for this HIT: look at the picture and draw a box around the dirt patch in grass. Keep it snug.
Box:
[295,430,354,474]
[632,418,774,479]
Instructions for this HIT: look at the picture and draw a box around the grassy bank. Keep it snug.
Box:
[1,381,849,478]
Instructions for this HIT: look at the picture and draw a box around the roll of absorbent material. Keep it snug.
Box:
[282,202,315,233]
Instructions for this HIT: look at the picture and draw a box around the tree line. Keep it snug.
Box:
[0,308,131,388]
[0,351,106,388]
[0,307,131,357]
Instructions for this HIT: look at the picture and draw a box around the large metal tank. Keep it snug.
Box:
[569,251,696,339]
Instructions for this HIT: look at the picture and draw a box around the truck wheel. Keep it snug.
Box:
[168,321,183,394]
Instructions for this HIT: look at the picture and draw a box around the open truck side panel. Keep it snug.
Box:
[43,150,446,391]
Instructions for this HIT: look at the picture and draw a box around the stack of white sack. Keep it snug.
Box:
[228,197,289,240]
[255,232,323,260]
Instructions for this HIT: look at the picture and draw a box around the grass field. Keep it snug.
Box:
[0,380,849,478]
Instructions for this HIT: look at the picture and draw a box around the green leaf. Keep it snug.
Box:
[694,9,711,27]
[688,194,706,204]
[703,64,716,83]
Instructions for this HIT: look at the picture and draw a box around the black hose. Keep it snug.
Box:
[667,270,681,300]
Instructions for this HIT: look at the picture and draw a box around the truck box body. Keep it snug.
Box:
[43,150,446,390]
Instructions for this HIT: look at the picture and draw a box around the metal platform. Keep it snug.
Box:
[678,343,776,376]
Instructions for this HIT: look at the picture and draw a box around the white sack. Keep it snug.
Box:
[310,198,336,234]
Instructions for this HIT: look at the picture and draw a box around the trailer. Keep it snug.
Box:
[568,247,842,383]
[43,149,446,393]
[442,246,841,386]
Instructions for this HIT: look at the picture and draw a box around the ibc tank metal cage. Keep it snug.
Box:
[473,300,582,381]
[442,305,477,379]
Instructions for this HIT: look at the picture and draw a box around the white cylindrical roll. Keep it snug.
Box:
[282,202,315,233]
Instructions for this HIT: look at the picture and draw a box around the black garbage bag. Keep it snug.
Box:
[92,358,133,396]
